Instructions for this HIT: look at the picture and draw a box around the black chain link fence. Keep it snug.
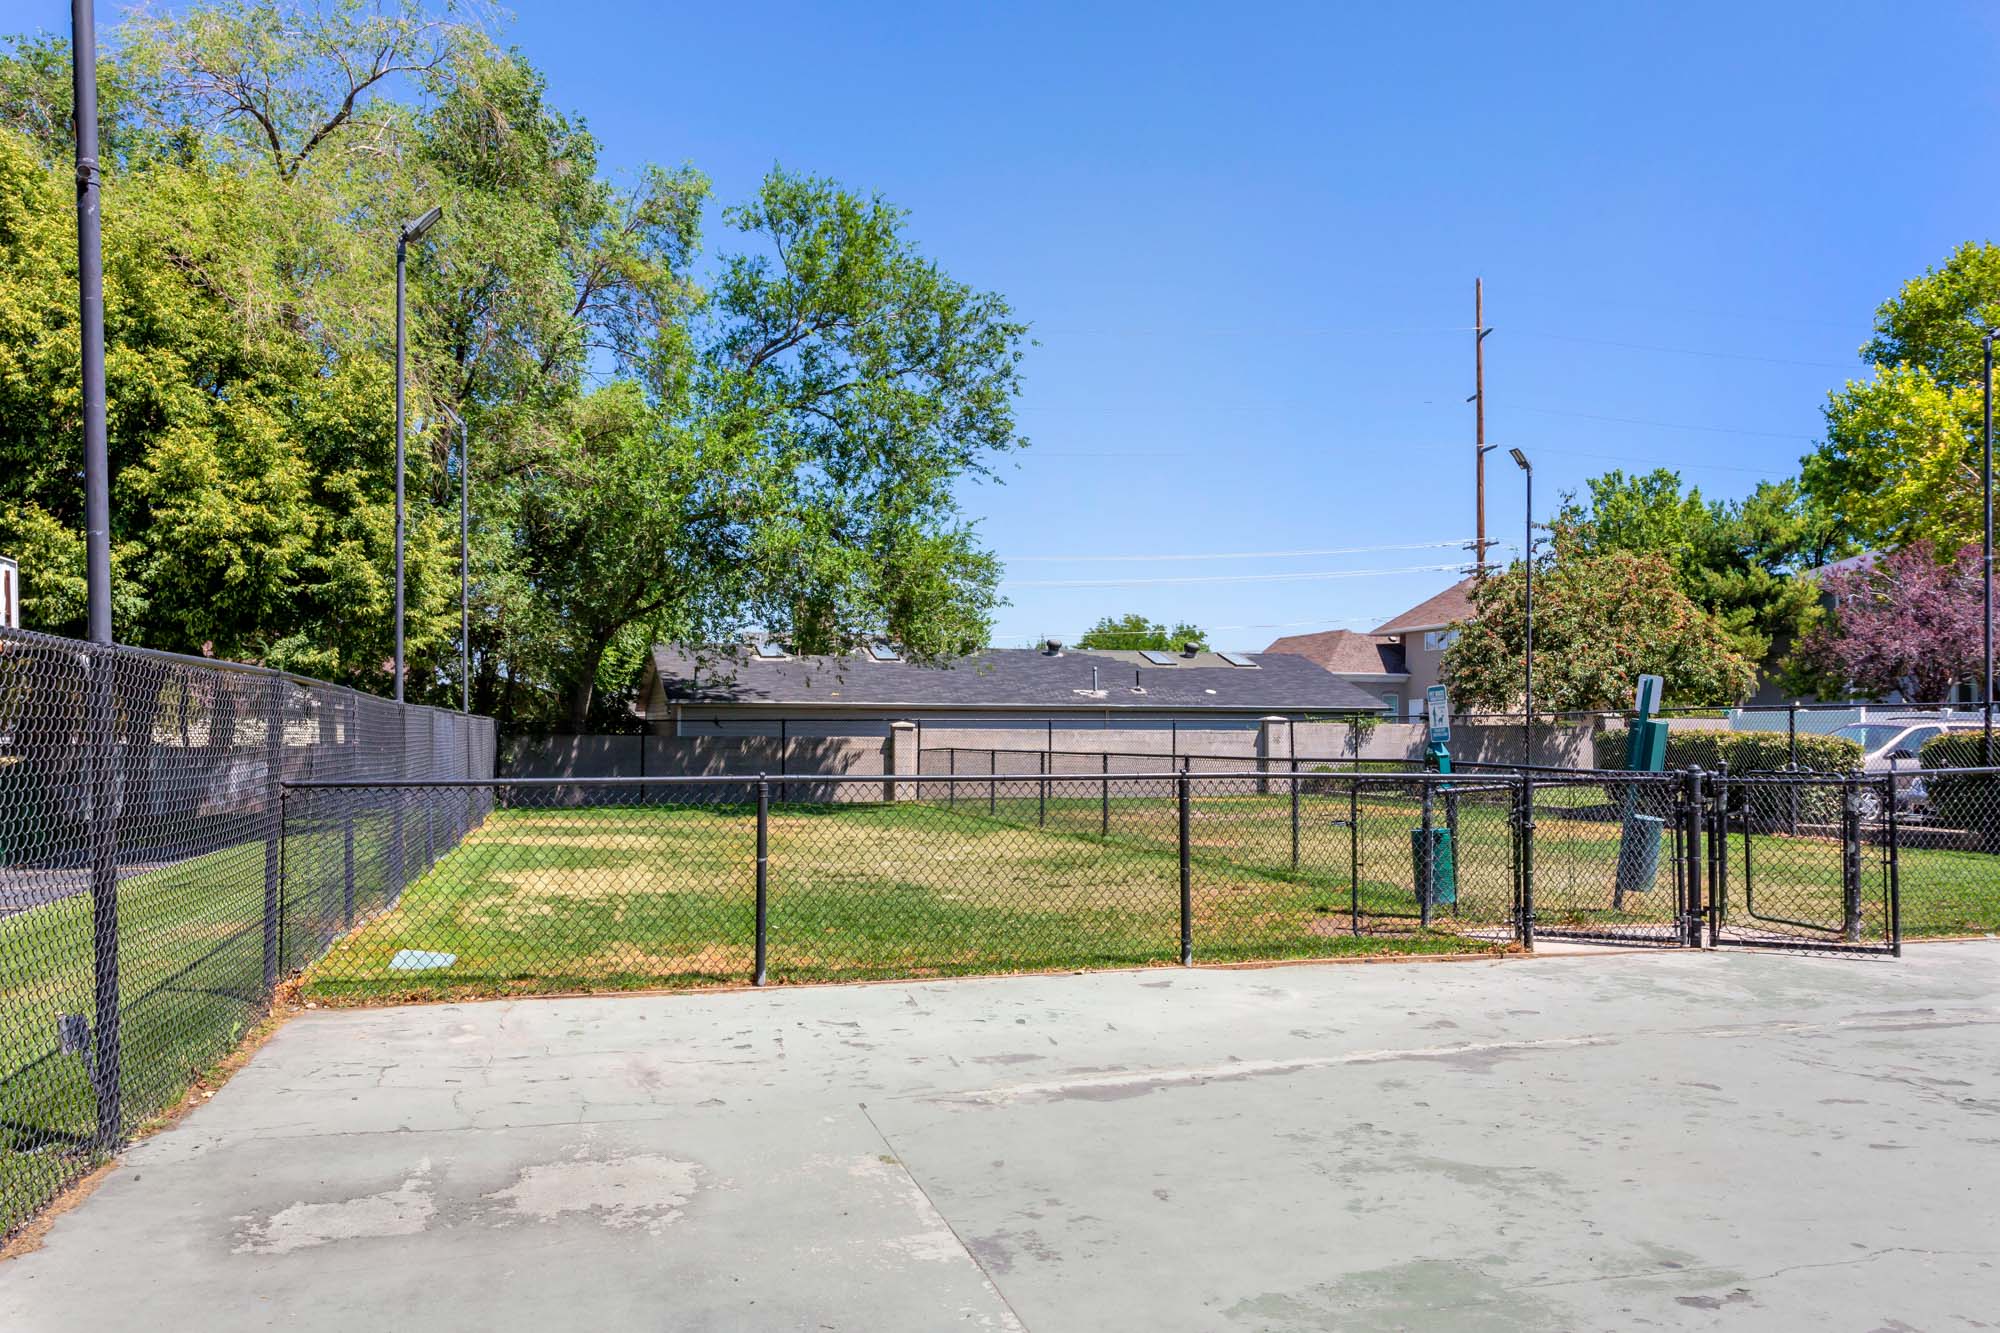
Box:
[0,626,493,1238]
[14,718,2000,1241]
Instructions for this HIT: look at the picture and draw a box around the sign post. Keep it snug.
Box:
[1413,684,1458,911]
[1615,674,1668,905]
[1425,684,1452,773]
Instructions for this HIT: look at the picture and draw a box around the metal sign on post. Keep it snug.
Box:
[1426,684,1451,744]
[1634,674,1663,721]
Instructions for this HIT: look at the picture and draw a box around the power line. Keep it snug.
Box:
[1509,329,1855,372]
[1005,562,1469,590]
[1002,539,1474,564]
[1496,402,1813,442]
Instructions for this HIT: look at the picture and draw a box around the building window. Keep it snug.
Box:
[1423,629,1458,652]
[1381,692,1399,719]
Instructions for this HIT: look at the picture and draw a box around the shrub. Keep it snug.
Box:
[1595,727,1861,827]
[1916,732,2000,834]
[1593,728,1861,775]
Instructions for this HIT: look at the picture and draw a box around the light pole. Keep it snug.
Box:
[393,204,443,702]
[441,404,470,714]
[72,0,122,1154]
[1510,448,1534,765]
[1984,330,1995,765]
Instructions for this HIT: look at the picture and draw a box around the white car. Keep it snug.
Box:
[1832,719,1980,814]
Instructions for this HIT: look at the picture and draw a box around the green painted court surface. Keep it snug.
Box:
[5,785,1998,1238]
[5,944,1996,1331]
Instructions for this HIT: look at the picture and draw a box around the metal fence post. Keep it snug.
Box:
[1842,775,1864,944]
[1038,751,1047,828]
[1519,772,1536,950]
[1885,773,1902,957]
[86,647,122,1150]
[390,709,406,900]
[342,796,357,929]
[1787,703,1800,834]
[1418,780,1435,927]
[1101,752,1110,837]
[755,776,769,986]
[1683,767,1705,949]
[1289,758,1300,872]
[263,673,282,991]
[988,749,996,817]
[948,749,957,809]
[1178,770,1193,965]
[1349,774,1362,936]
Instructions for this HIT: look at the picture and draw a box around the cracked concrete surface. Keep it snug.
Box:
[3,943,1997,1331]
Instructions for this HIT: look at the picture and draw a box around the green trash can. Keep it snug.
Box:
[1409,826,1457,907]
[1615,812,1664,897]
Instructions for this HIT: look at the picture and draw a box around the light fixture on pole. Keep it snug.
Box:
[393,204,443,703]
[440,404,470,714]
[1509,448,1534,765]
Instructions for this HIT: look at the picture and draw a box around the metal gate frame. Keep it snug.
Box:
[1706,770,1900,957]
[1515,769,1695,949]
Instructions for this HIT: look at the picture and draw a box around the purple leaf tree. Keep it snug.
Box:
[1791,542,1990,701]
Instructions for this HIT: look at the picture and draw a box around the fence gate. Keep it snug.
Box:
[1708,772,1899,955]
[1523,772,1694,948]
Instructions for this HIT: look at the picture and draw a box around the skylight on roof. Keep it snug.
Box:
[753,641,788,659]
[866,643,901,662]
[1139,649,1178,665]
[1219,651,1259,668]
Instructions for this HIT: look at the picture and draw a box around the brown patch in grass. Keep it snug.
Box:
[572,944,755,977]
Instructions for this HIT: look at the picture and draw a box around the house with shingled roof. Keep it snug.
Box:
[1265,577,1479,720]
[640,641,1383,736]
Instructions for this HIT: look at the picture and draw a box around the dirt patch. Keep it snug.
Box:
[572,945,755,978]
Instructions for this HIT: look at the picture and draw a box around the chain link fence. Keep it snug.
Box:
[0,626,493,1238]
[14,716,2000,1240]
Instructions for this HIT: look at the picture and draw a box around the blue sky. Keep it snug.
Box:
[26,2,2000,649]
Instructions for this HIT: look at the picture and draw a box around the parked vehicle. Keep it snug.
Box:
[1834,719,1981,816]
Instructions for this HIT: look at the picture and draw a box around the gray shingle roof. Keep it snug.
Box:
[1263,628,1408,676]
[647,645,1381,713]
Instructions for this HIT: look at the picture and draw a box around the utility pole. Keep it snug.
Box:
[1472,279,1495,571]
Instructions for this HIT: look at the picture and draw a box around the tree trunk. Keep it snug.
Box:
[566,634,613,733]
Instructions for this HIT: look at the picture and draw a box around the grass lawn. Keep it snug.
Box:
[0,840,268,1236]
[301,797,1509,1004]
[0,797,464,1237]
[7,778,1996,1236]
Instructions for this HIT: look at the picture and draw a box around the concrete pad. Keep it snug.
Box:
[5,944,1997,1331]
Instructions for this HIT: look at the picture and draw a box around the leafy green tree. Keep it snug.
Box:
[1803,242,2000,552]
[1076,614,1209,651]
[0,2,1028,730]
[1440,549,1758,713]
[1553,468,1843,670]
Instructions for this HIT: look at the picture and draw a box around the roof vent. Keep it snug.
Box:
[1043,638,1063,656]
[1182,641,1200,657]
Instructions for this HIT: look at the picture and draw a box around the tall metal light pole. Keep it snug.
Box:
[72,0,122,1154]
[393,205,443,703]
[441,405,470,713]
[1985,330,1996,764]
[73,0,110,646]
[1510,448,1534,765]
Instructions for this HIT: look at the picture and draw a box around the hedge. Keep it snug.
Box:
[1593,728,1861,775]
[1916,733,2000,833]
